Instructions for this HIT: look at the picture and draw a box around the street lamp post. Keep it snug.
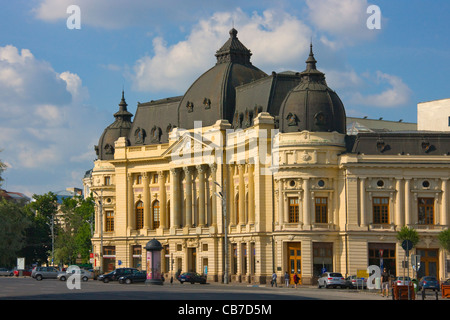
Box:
[214,180,228,284]
[92,189,103,274]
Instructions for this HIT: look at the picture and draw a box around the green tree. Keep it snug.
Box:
[438,229,450,253]
[0,199,30,267]
[396,226,420,247]
[21,192,58,265]
[55,195,94,265]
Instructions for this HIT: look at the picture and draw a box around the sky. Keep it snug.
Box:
[0,0,449,198]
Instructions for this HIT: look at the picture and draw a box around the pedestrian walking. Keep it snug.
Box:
[284,272,289,287]
[271,272,277,287]
[381,268,390,297]
[293,273,299,288]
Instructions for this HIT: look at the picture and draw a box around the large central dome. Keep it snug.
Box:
[178,28,267,129]
[278,44,346,134]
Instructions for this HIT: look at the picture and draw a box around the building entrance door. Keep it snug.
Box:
[188,248,197,273]
[287,243,301,284]
[416,249,439,278]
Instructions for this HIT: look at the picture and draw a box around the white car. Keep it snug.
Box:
[394,276,411,286]
[58,268,94,282]
[318,272,347,289]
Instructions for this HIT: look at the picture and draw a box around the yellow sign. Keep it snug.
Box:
[357,269,369,279]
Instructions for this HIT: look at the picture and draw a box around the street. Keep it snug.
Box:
[1,277,447,318]
[0,276,444,300]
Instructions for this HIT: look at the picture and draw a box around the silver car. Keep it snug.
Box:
[318,272,347,289]
[58,268,94,282]
[32,266,59,280]
[0,268,13,276]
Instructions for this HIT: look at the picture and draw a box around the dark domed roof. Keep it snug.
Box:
[279,45,346,134]
[95,91,133,160]
[178,29,267,129]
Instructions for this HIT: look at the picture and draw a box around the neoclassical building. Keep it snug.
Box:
[88,29,450,285]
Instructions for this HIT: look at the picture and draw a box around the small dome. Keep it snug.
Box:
[178,29,267,129]
[95,91,133,160]
[279,45,346,134]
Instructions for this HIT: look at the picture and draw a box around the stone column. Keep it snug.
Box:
[170,168,180,228]
[143,172,150,229]
[395,178,404,227]
[184,167,193,227]
[127,173,134,230]
[159,171,167,229]
[248,164,255,225]
[197,165,206,227]
[210,164,217,226]
[405,178,411,226]
[360,177,367,227]
[278,179,284,224]
[228,165,235,226]
[238,164,245,225]
[303,178,310,227]
[442,178,449,226]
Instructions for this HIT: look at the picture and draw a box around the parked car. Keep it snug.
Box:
[0,268,13,276]
[345,275,367,289]
[317,272,347,289]
[13,269,32,277]
[178,272,207,284]
[31,266,59,280]
[58,268,94,282]
[119,271,147,284]
[419,276,440,291]
[394,276,411,286]
[97,268,139,283]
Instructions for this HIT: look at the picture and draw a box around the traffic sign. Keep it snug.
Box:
[401,240,413,253]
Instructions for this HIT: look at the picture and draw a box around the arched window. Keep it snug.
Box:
[136,201,144,230]
[153,200,160,229]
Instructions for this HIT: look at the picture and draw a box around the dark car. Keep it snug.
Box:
[119,271,147,284]
[419,276,440,291]
[178,272,207,284]
[97,268,139,283]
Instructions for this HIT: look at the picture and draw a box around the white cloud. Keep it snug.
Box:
[0,44,107,194]
[306,0,380,47]
[130,8,312,94]
[350,71,412,108]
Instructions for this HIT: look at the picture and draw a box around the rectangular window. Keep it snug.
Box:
[136,175,142,185]
[418,198,434,225]
[104,176,111,186]
[105,211,114,231]
[315,197,328,223]
[288,197,299,223]
[373,197,389,224]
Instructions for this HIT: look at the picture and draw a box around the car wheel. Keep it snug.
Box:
[36,275,43,281]
[82,276,88,282]
[60,276,66,281]
[103,278,109,283]
[126,278,132,284]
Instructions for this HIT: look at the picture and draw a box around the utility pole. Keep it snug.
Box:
[214,180,228,284]
[93,189,103,274]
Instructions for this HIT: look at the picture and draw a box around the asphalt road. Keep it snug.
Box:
[1,277,447,318]
[0,276,388,300]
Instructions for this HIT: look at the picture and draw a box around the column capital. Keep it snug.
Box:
[196,164,205,173]
[209,163,217,172]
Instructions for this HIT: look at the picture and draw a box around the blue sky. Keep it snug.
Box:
[0,0,449,197]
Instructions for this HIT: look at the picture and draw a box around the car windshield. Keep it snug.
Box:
[423,277,437,281]
[330,273,342,277]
